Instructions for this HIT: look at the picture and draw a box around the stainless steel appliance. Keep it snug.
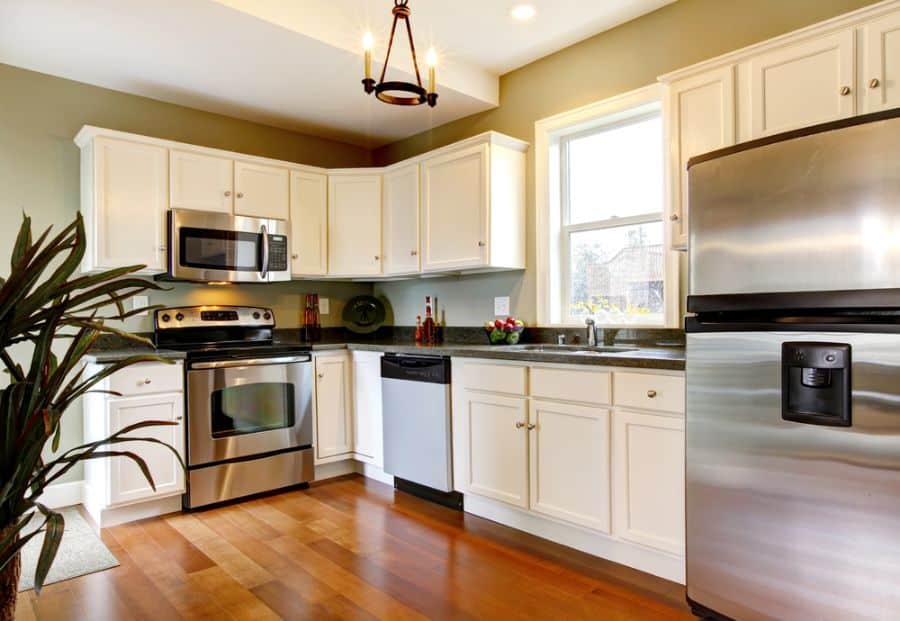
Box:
[685,109,900,621]
[166,209,290,282]
[154,306,313,508]
[381,354,461,509]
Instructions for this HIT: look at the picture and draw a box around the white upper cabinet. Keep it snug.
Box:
[169,150,233,214]
[80,136,168,274]
[667,67,735,249]
[748,30,856,138]
[382,163,420,275]
[290,170,328,276]
[234,160,290,220]
[328,173,383,277]
[862,11,900,113]
[420,134,527,273]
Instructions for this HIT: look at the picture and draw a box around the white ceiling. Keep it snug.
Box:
[0,0,675,147]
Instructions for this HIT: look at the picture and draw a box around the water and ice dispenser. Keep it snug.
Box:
[781,342,852,426]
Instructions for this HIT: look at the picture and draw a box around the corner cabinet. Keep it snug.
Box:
[78,135,169,274]
[313,351,354,462]
[351,351,384,467]
[327,173,383,277]
[83,361,185,528]
[420,133,527,273]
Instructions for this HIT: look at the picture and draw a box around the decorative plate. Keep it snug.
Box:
[342,295,386,334]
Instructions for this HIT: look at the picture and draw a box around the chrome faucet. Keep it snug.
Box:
[585,317,597,346]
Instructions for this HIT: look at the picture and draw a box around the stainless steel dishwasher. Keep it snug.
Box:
[381,353,462,509]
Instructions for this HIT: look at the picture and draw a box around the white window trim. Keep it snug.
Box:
[534,83,680,328]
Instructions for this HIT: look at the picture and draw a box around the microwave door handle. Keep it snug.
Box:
[260,223,270,280]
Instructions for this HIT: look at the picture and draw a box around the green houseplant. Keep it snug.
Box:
[0,213,181,621]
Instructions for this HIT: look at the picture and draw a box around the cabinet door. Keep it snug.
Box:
[107,393,184,506]
[667,67,735,249]
[862,12,900,113]
[328,174,382,276]
[314,354,353,460]
[749,30,855,138]
[421,144,488,271]
[234,161,289,220]
[90,137,168,273]
[290,170,328,276]
[464,390,528,508]
[352,351,383,466]
[169,150,233,213]
[529,400,611,533]
[612,409,685,556]
[382,164,420,275]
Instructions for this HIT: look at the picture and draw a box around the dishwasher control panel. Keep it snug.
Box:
[381,354,451,384]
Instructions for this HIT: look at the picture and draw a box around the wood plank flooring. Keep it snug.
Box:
[15,475,693,621]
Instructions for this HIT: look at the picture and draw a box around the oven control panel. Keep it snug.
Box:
[155,306,275,330]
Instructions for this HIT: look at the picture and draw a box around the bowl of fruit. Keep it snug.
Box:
[484,317,525,345]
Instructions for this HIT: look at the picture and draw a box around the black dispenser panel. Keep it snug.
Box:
[782,342,851,427]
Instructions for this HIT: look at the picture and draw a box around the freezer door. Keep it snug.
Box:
[686,331,900,621]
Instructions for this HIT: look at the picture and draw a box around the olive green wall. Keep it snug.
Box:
[0,62,373,485]
[372,0,881,328]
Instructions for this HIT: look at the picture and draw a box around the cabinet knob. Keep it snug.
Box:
[292,253,299,259]
[669,214,679,222]
[236,192,244,198]
[374,255,380,261]
[175,415,183,421]
[527,423,536,431]
[840,86,851,96]
[143,378,152,385]
[477,241,486,247]
[224,190,232,197]
[647,389,657,398]
[515,421,525,429]
[410,250,418,256]
[317,373,325,379]
[869,78,881,89]
[159,246,167,252]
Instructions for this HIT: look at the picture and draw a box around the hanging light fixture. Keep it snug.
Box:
[362,0,438,108]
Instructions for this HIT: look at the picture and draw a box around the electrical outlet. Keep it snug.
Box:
[494,296,510,317]
[132,295,149,317]
[319,297,330,315]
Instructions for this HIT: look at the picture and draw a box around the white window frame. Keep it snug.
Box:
[535,83,680,328]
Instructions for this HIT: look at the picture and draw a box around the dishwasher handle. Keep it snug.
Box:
[381,354,451,384]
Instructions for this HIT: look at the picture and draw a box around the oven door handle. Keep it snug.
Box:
[260,223,270,280]
[190,355,310,370]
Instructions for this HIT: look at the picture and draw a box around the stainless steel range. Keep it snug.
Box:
[154,306,313,509]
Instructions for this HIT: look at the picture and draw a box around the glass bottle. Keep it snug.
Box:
[423,296,435,344]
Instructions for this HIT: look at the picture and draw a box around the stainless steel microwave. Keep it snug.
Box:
[166,209,291,283]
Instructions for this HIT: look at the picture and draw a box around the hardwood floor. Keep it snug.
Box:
[15,475,693,621]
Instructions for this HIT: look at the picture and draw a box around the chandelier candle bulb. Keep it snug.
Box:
[426,48,437,94]
[363,32,374,82]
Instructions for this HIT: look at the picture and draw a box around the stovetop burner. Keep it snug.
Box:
[154,305,310,359]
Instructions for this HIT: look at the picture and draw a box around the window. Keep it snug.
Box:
[536,86,674,328]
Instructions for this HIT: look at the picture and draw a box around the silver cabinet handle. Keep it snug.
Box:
[224,190,232,197]
[515,421,525,429]
[869,78,881,89]
[669,214,679,221]
[236,192,244,198]
[647,389,658,398]
[840,86,851,96]
[527,423,536,431]
[191,355,311,370]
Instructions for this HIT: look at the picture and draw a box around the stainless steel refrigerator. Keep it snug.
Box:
[685,109,900,621]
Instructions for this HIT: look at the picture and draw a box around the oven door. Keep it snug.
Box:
[169,209,290,282]
[186,354,312,466]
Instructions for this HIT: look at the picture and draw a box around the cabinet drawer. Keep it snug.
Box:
[108,362,183,396]
[530,367,610,405]
[461,362,527,396]
[613,372,684,414]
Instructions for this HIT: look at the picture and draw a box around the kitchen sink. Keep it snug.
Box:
[502,344,637,354]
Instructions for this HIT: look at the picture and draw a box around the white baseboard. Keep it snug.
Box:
[464,493,686,585]
[355,462,394,485]
[314,459,357,481]
[36,480,85,510]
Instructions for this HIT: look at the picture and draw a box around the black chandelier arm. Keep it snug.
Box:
[403,15,424,88]
[379,13,399,85]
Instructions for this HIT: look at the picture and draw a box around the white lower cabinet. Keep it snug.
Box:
[529,400,611,533]
[464,391,529,508]
[313,352,353,462]
[612,409,685,556]
[83,361,186,527]
[351,351,383,466]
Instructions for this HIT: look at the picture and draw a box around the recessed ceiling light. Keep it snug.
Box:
[511,4,537,21]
